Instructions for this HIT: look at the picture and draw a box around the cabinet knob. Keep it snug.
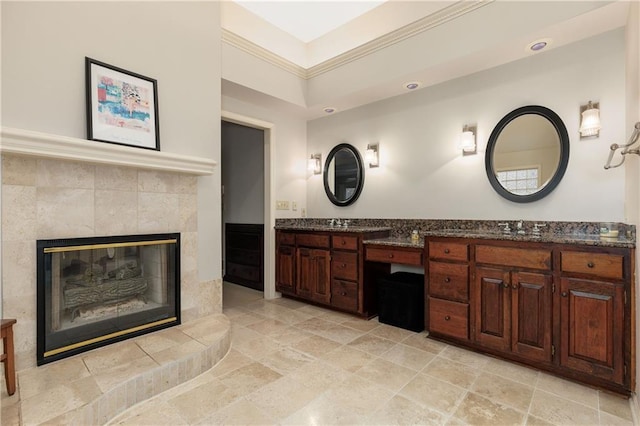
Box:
[341,240,346,245]
[388,254,394,258]
[444,315,451,321]
[561,291,568,297]
[587,262,595,268]
[444,277,451,283]
[341,291,347,296]
[444,249,450,254]
[512,284,517,289]
[341,263,347,268]
[503,283,509,288]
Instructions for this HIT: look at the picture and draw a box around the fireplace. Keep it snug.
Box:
[36,233,180,365]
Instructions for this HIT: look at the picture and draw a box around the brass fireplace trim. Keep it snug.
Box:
[43,316,178,358]
[43,239,178,253]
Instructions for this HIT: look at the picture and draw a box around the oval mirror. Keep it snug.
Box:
[323,143,364,206]
[485,105,569,203]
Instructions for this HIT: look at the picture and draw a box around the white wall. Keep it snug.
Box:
[307,29,626,221]
[1,1,222,282]
[221,121,264,224]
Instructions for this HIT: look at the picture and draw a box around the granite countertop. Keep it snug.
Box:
[275,224,392,233]
[364,237,424,248]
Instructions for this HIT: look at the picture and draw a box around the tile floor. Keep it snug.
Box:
[108,282,634,425]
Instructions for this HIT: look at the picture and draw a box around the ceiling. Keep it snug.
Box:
[221,1,630,120]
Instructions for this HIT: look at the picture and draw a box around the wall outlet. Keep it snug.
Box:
[276,200,290,210]
[292,201,297,211]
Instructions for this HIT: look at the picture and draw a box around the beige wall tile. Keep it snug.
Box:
[179,193,197,231]
[2,184,37,241]
[177,175,198,194]
[94,190,138,235]
[138,192,180,232]
[94,165,137,191]
[1,240,35,299]
[2,154,37,186]
[138,170,181,193]
[37,187,94,238]
[37,159,94,188]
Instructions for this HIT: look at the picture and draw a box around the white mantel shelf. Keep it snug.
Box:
[0,127,216,175]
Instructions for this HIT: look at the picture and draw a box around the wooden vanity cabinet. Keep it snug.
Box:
[426,236,635,395]
[276,229,389,317]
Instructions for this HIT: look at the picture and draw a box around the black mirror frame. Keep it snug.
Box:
[485,105,570,203]
[323,143,365,207]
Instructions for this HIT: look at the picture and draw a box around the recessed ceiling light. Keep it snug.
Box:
[527,38,552,53]
[323,107,336,114]
[404,81,421,90]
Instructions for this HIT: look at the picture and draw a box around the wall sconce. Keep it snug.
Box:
[458,125,477,155]
[579,101,601,138]
[307,153,321,175]
[364,143,379,168]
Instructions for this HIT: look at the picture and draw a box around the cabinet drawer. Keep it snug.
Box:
[332,235,358,250]
[366,246,423,265]
[429,261,469,302]
[429,297,469,340]
[297,234,330,248]
[278,232,295,246]
[428,241,469,262]
[331,279,358,312]
[331,252,358,281]
[476,245,551,270]
[560,251,624,280]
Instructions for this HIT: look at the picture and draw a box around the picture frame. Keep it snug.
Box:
[85,57,160,150]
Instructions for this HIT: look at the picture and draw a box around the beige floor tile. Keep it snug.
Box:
[316,309,358,324]
[134,328,193,355]
[222,282,263,308]
[245,376,324,420]
[216,361,282,397]
[347,334,397,356]
[422,357,481,389]
[400,374,467,414]
[230,324,263,343]
[82,341,149,374]
[354,358,417,392]
[296,304,334,317]
[367,394,448,425]
[197,397,276,425]
[529,389,600,425]
[525,414,555,425]
[269,296,308,310]
[17,357,91,400]
[483,357,540,386]
[379,343,436,371]
[599,410,635,426]
[281,393,364,426]
[536,372,599,409]
[266,308,313,325]
[288,359,351,393]
[294,317,339,333]
[439,345,491,369]
[259,347,316,375]
[312,324,365,344]
[291,334,342,357]
[320,345,375,373]
[112,400,187,425]
[245,317,290,336]
[1,399,20,426]
[369,323,416,342]
[233,334,282,360]
[150,339,207,365]
[471,371,534,412]
[322,375,395,418]
[269,325,314,345]
[209,348,253,378]
[93,355,159,392]
[453,392,526,425]
[402,333,447,354]
[599,391,633,421]
[167,379,242,424]
[231,312,267,327]
[341,318,381,332]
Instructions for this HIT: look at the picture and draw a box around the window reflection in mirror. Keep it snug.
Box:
[323,143,364,206]
[485,105,569,203]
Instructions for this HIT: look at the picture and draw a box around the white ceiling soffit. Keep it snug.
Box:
[221,0,488,74]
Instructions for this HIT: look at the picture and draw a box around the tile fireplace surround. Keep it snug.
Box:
[1,127,222,420]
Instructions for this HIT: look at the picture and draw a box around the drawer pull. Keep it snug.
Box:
[587,262,595,268]
[444,249,450,254]
[444,315,451,321]
[341,240,346,245]
[444,277,451,283]
[561,291,568,297]
[341,291,347,296]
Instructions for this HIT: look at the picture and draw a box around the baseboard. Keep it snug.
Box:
[631,393,640,425]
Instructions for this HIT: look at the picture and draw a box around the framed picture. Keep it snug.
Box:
[85,57,160,150]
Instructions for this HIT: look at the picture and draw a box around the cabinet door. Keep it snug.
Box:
[474,267,511,351]
[276,245,295,294]
[511,272,552,363]
[560,278,625,385]
[297,248,331,304]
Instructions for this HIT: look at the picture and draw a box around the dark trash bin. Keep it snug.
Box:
[377,272,425,332]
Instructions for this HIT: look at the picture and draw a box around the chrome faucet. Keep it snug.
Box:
[498,222,511,235]
[516,220,525,235]
[532,223,547,237]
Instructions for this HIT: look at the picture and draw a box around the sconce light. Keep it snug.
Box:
[307,153,321,175]
[458,125,477,155]
[579,101,601,138]
[364,143,379,168]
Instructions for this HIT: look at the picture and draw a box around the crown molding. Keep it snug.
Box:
[221,0,493,80]
[1,127,216,175]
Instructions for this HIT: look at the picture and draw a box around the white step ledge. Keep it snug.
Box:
[1,127,216,175]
